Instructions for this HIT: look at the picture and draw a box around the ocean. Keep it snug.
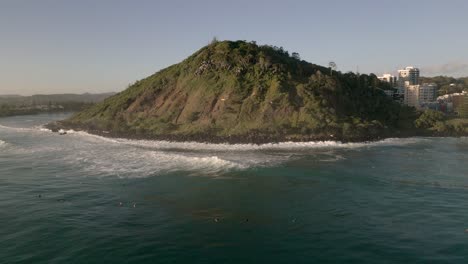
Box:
[1,113,468,263]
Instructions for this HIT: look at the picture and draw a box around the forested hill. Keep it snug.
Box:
[57,40,420,143]
[419,76,468,95]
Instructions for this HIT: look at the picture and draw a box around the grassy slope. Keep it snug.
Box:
[64,40,419,141]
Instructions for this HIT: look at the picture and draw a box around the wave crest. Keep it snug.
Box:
[70,150,246,178]
[73,131,425,152]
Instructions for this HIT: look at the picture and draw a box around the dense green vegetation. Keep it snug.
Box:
[414,109,468,134]
[57,40,465,142]
[0,104,35,117]
[457,95,468,118]
[414,110,445,129]
[420,76,468,95]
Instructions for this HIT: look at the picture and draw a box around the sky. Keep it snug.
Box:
[1,0,468,95]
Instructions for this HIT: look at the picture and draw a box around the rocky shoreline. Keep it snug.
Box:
[43,121,456,145]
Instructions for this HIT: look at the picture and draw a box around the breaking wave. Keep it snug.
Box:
[38,127,52,132]
[0,123,430,178]
[53,132,429,177]
[0,124,46,133]
[71,131,426,152]
[0,124,430,152]
[0,124,28,131]
[68,148,248,178]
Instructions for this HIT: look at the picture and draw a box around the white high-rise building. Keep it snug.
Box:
[404,83,437,108]
[378,74,397,87]
[398,66,420,86]
[419,83,437,103]
[404,85,420,107]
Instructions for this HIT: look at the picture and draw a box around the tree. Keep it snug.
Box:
[328,61,337,76]
[458,95,468,118]
[291,52,300,60]
[414,109,445,128]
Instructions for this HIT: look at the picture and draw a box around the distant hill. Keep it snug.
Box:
[0,92,116,105]
[419,76,468,95]
[0,92,116,117]
[0,94,22,98]
[52,40,468,143]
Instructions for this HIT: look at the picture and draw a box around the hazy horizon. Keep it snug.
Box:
[1,0,468,95]
[0,91,116,97]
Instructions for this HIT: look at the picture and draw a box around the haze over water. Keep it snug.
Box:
[1,114,468,263]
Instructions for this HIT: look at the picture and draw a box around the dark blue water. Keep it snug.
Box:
[1,114,468,263]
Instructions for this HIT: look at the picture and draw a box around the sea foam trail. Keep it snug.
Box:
[72,131,426,152]
[69,148,248,178]
[0,125,426,178]
[0,125,26,131]
[38,127,52,132]
[0,124,427,151]
[148,152,247,173]
[0,124,44,132]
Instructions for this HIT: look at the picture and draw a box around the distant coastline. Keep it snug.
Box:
[0,108,79,118]
[0,92,115,118]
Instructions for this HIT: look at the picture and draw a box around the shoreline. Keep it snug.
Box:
[43,121,463,145]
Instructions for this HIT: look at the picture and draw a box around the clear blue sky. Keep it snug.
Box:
[1,0,467,95]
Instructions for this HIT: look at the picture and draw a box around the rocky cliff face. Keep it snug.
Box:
[58,40,407,143]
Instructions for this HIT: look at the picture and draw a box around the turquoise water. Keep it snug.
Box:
[1,114,468,263]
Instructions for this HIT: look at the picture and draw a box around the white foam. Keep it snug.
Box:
[0,124,77,136]
[0,124,40,132]
[0,124,23,130]
[74,131,119,143]
[0,122,430,178]
[0,140,16,152]
[318,152,346,162]
[72,131,426,152]
[148,152,246,173]
[67,147,247,178]
[38,127,52,132]
[52,132,428,178]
